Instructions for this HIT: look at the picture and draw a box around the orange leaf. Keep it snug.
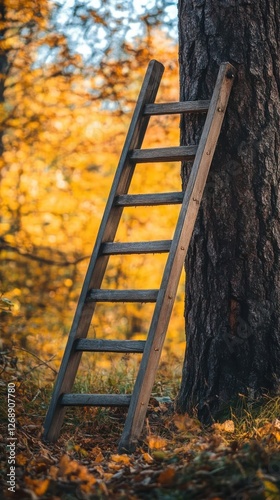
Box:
[111,454,131,465]
[48,465,58,480]
[213,420,235,433]
[90,446,105,463]
[25,477,49,496]
[173,414,201,433]
[142,452,153,464]
[148,435,168,450]
[16,453,28,466]
[58,454,79,476]
[157,466,176,486]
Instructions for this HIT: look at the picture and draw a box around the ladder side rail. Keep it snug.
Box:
[119,62,236,452]
[43,60,164,442]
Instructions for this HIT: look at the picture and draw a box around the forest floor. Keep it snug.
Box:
[1,344,280,500]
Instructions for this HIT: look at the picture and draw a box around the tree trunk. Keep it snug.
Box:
[177,0,280,423]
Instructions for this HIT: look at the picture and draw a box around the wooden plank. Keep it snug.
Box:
[130,146,197,163]
[115,192,184,207]
[75,339,145,353]
[118,62,236,453]
[43,60,165,443]
[61,394,131,406]
[144,100,210,115]
[87,289,158,303]
[100,240,172,255]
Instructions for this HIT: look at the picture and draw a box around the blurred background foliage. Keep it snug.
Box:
[0,0,185,384]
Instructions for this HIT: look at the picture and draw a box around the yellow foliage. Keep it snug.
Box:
[1,0,184,378]
[148,435,168,449]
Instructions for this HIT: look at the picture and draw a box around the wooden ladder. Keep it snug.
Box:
[43,60,236,452]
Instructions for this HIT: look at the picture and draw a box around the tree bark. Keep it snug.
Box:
[177,0,280,423]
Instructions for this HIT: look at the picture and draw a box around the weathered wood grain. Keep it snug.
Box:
[115,192,184,207]
[100,240,172,255]
[74,339,145,352]
[130,146,197,163]
[144,100,210,115]
[61,394,131,406]
[86,289,158,303]
[75,339,146,353]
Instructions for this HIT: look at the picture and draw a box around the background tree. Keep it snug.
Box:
[177,0,280,423]
[0,1,185,375]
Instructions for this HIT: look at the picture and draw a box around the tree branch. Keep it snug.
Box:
[0,241,90,267]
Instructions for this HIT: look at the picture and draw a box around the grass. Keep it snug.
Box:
[1,342,280,499]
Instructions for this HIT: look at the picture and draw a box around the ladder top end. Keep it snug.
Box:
[149,59,165,72]
[220,61,237,78]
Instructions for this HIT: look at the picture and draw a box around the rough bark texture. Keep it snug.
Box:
[177,0,280,423]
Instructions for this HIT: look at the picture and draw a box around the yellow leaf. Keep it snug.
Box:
[213,420,235,433]
[272,431,280,443]
[148,435,168,449]
[142,452,153,464]
[152,451,169,461]
[103,472,114,481]
[108,462,122,471]
[58,454,79,476]
[16,453,28,466]
[263,480,280,499]
[111,454,131,465]
[48,465,58,480]
[25,477,49,496]
[173,414,201,433]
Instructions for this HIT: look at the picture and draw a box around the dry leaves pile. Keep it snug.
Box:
[1,354,280,499]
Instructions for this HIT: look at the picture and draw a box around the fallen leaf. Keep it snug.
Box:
[108,462,122,471]
[157,466,176,486]
[213,420,235,433]
[152,451,169,461]
[25,477,49,496]
[173,414,201,433]
[90,446,104,462]
[103,472,114,481]
[142,452,153,464]
[263,480,280,499]
[273,419,280,430]
[58,454,79,476]
[48,465,59,480]
[148,435,168,449]
[111,453,131,465]
[16,453,28,466]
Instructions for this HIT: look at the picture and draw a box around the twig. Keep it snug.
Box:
[0,242,90,267]
[13,346,58,374]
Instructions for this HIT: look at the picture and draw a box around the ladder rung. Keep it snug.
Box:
[100,240,172,255]
[130,146,197,163]
[75,339,145,353]
[87,289,158,302]
[115,192,184,207]
[60,394,131,406]
[144,100,210,115]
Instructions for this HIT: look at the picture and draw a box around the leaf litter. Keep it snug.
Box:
[1,355,280,499]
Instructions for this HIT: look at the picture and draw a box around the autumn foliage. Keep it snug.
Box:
[1,2,280,499]
[0,1,185,376]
